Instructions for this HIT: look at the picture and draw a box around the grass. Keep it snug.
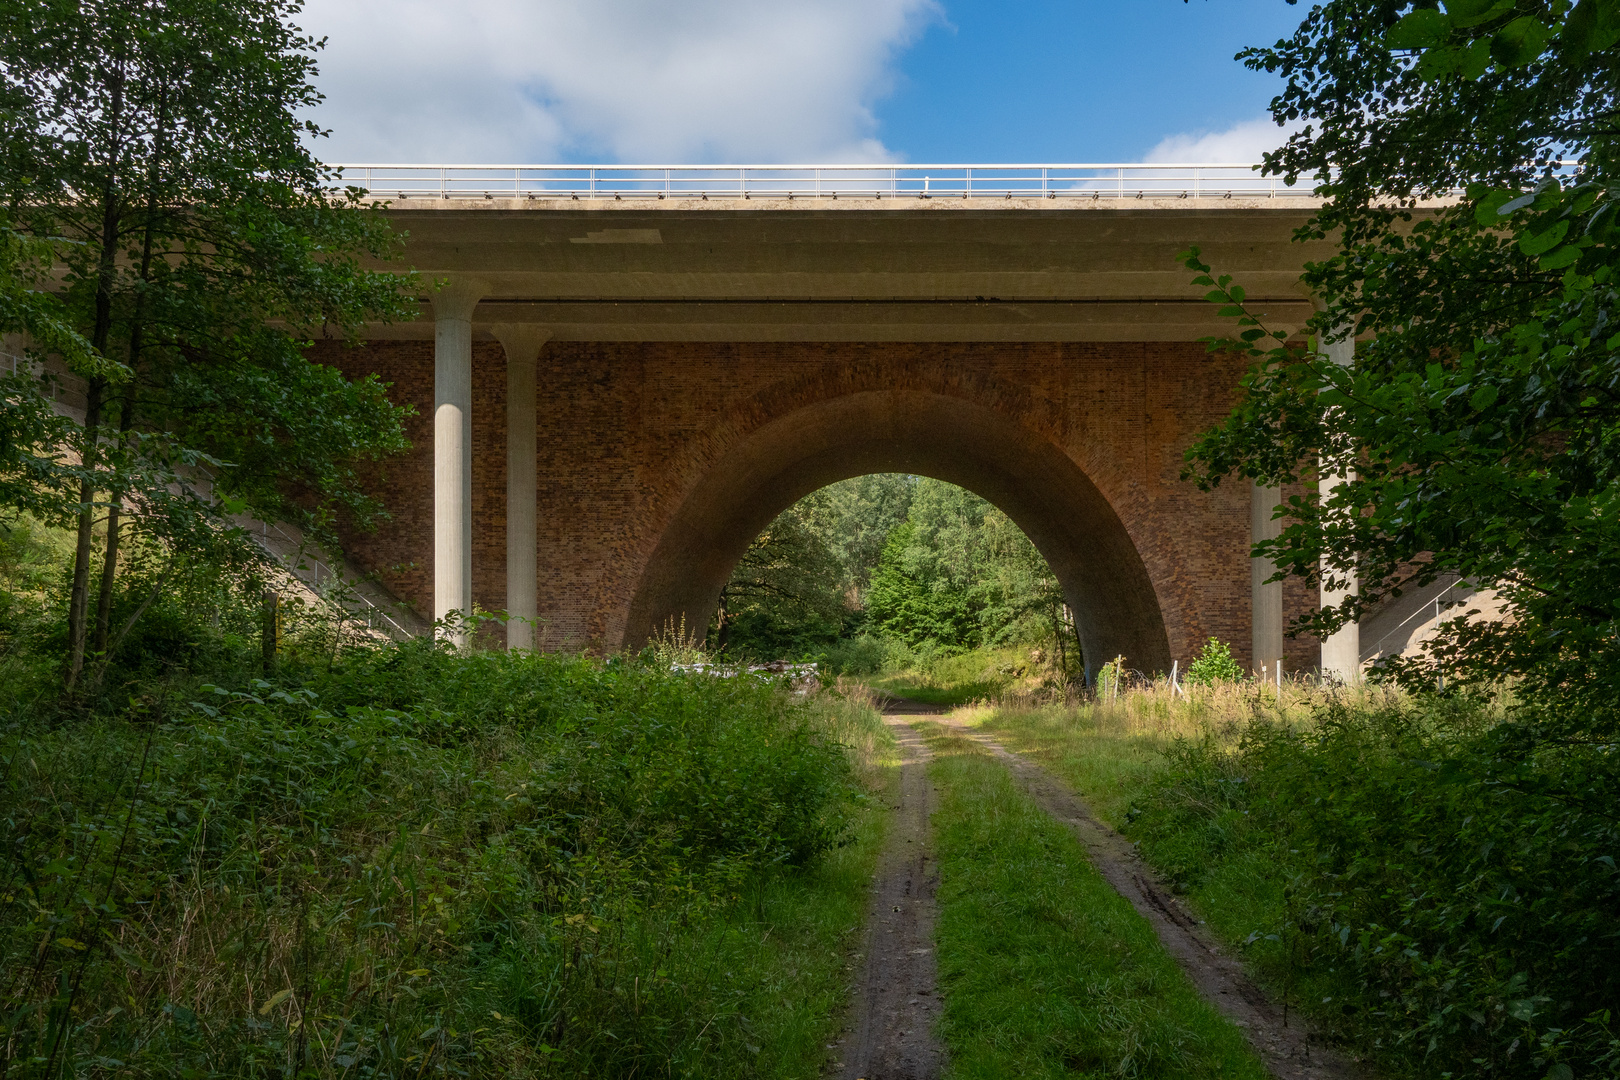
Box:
[919,720,1269,1080]
[861,644,1058,709]
[958,681,1620,1080]
[958,678,1311,826]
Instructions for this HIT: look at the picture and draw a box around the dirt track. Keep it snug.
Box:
[831,705,948,1080]
[831,694,1365,1079]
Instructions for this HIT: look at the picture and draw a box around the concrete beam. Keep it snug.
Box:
[432,277,489,645]
[491,323,552,650]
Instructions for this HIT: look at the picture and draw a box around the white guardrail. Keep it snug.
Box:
[331,163,1314,201]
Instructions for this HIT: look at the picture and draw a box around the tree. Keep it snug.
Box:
[1,0,417,690]
[714,488,849,656]
[1183,0,1620,731]
[865,478,1073,656]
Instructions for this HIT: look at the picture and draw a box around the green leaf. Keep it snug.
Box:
[1415,44,1464,80]
[1490,16,1552,67]
[1459,35,1493,77]
[1387,8,1451,48]
[1474,189,1516,225]
[1442,0,1512,27]
[1470,384,1499,410]
[1519,220,1570,256]
[259,987,294,1014]
[1497,193,1536,216]
[1562,0,1620,53]
[1538,245,1581,270]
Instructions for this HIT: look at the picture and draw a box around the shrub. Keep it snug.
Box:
[0,644,862,1077]
[817,632,888,676]
[1184,637,1242,686]
[1127,699,1620,1079]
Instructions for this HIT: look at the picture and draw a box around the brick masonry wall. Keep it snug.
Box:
[316,339,1321,671]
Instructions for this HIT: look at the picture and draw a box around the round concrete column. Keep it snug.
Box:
[1251,480,1284,676]
[490,324,552,650]
[432,278,489,645]
[1319,333,1360,681]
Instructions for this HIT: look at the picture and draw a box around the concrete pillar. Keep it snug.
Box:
[432,278,489,645]
[1319,333,1360,681]
[490,324,552,650]
[1251,480,1284,675]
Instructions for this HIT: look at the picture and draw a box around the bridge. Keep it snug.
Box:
[319,163,1374,678]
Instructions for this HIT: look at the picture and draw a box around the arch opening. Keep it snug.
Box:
[624,389,1171,679]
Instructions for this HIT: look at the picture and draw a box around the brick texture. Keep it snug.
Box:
[317,339,1320,671]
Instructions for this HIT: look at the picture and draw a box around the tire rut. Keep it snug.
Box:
[830,706,947,1080]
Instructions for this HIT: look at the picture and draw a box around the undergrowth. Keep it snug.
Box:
[0,640,888,1078]
[978,683,1620,1080]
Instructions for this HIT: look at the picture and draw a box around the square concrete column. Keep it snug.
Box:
[432,278,489,645]
[1319,333,1360,681]
[1251,480,1284,675]
[490,324,552,650]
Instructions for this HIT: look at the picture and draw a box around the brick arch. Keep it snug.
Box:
[623,386,1171,678]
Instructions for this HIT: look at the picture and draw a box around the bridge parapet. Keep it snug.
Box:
[334,162,1330,204]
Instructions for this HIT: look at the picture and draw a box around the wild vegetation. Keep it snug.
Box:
[958,680,1620,1080]
[0,515,893,1078]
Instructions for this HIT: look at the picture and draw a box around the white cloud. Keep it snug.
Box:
[297,0,939,165]
[1144,116,1301,164]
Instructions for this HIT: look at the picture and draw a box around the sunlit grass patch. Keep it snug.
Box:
[920,722,1268,1080]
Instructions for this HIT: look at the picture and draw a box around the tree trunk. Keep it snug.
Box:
[93,83,167,664]
[64,66,126,693]
[64,375,105,691]
[93,393,133,655]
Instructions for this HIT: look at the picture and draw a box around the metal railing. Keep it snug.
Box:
[332,163,1319,201]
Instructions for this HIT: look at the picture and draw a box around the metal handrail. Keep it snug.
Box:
[331,162,1314,200]
[331,160,1582,202]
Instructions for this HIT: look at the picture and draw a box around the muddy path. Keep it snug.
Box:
[926,709,1366,1080]
[831,703,948,1080]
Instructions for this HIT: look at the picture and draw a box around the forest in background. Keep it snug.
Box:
[711,474,1085,677]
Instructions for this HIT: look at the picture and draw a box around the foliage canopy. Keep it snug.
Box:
[1185,0,1620,730]
[0,0,417,689]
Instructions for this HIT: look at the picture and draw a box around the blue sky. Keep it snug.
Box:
[301,0,1311,165]
[879,2,1305,162]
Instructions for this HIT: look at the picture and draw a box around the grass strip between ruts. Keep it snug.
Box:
[919,721,1269,1080]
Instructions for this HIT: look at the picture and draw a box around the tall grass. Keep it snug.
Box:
[1,643,892,1078]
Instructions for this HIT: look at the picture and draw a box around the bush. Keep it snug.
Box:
[817,632,888,676]
[1184,637,1242,686]
[1126,699,1620,1079]
[1,643,863,1077]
